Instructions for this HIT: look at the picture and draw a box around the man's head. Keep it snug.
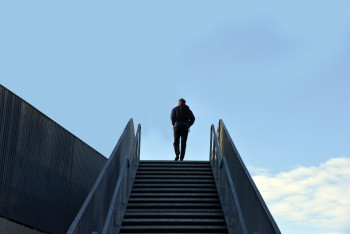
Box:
[178,98,186,106]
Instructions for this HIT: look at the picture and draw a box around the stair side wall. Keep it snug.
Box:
[0,85,107,233]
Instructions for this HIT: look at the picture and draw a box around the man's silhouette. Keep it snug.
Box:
[171,98,195,161]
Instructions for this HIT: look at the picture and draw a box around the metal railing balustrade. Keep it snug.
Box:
[102,124,140,234]
[210,120,281,234]
[67,119,140,234]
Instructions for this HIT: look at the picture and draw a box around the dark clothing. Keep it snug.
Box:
[170,105,195,128]
[173,125,188,160]
[171,105,195,160]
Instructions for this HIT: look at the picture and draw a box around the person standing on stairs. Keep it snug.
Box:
[170,98,195,161]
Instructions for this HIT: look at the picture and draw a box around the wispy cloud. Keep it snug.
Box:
[251,158,350,234]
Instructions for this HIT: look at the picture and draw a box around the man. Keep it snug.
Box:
[170,98,195,161]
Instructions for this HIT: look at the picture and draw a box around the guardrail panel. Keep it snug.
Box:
[210,120,281,234]
[67,119,140,234]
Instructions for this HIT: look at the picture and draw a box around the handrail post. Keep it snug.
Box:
[210,126,213,161]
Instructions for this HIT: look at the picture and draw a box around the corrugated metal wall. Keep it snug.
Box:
[0,85,107,233]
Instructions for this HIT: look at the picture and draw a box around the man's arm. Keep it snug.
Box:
[188,110,195,127]
[170,108,176,126]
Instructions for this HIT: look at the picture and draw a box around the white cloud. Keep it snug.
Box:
[252,157,350,234]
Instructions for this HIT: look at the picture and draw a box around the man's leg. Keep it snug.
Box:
[173,126,180,161]
[180,126,189,161]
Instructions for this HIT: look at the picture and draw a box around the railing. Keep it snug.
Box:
[210,120,281,234]
[102,124,141,233]
[210,123,248,234]
[67,119,141,234]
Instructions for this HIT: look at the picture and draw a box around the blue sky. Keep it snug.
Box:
[1,1,350,233]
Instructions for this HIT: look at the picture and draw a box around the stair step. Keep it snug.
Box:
[138,161,210,164]
[140,160,210,164]
[131,188,218,193]
[137,167,212,171]
[139,161,211,167]
[133,179,215,184]
[126,203,222,209]
[138,163,210,167]
[128,198,220,203]
[137,171,213,175]
[125,208,224,213]
[137,166,211,170]
[135,175,213,179]
[132,184,217,188]
[124,212,224,219]
[119,225,228,233]
[130,193,219,198]
[122,218,226,225]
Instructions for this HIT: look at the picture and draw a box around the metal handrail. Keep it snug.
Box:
[218,120,281,234]
[102,124,141,233]
[66,119,139,234]
[211,120,281,234]
[210,125,248,234]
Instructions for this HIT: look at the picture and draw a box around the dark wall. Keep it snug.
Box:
[67,120,136,233]
[0,217,44,234]
[0,85,107,233]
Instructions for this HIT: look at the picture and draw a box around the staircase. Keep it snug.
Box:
[0,88,281,234]
[120,160,228,233]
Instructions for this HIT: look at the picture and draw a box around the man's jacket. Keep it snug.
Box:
[171,105,195,128]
